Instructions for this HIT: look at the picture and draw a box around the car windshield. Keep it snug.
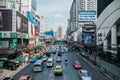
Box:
[56,67,61,70]
[75,61,80,64]
[81,72,89,77]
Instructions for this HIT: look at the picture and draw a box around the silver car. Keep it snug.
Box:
[56,57,62,62]
[78,70,92,80]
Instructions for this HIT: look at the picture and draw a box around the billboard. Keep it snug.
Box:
[16,11,28,33]
[78,10,96,21]
[84,33,92,45]
[0,10,12,31]
[35,26,39,36]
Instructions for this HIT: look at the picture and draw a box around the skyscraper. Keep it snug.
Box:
[57,25,62,40]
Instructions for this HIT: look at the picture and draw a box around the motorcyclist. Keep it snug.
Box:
[65,59,68,64]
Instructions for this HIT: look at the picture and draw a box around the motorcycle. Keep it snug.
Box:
[65,60,68,65]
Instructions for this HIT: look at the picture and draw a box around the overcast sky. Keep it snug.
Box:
[36,0,73,35]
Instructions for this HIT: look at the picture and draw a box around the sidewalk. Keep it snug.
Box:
[83,52,120,80]
[0,63,28,80]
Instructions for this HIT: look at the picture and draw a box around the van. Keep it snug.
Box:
[33,60,43,72]
[46,58,54,67]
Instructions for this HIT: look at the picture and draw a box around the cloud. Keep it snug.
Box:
[53,14,63,18]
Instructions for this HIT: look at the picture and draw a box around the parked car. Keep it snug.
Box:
[3,60,19,70]
[73,60,82,69]
[78,70,92,80]
[30,57,38,63]
[18,75,32,80]
[54,65,63,75]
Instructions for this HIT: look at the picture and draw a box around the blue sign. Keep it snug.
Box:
[78,10,96,21]
[44,30,54,36]
[27,11,35,23]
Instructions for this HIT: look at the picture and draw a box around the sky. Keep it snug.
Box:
[36,0,73,35]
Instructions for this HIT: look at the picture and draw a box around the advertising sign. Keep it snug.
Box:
[84,33,92,45]
[78,10,96,21]
[0,10,12,31]
[16,11,28,33]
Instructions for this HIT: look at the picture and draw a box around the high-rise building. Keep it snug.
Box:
[69,0,97,33]
[57,25,62,40]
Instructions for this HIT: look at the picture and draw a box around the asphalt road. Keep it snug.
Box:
[13,52,109,80]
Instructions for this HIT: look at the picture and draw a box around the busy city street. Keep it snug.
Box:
[13,51,109,80]
[0,0,120,80]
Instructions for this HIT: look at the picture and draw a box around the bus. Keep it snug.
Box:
[33,60,43,72]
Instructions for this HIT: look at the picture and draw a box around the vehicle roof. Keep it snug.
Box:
[34,60,43,65]
[19,75,31,79]
[47,58,53,61]
[80,70,88,73]
[74,60,80,64]
[55,66,62,68]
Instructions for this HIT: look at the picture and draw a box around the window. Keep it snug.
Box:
[0,40,9,48]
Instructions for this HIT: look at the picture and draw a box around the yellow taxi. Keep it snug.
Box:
[54,65,63,75]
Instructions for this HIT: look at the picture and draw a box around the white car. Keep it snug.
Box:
[42,55,48,61]
[56,57,62,62]
[78,70,92,80]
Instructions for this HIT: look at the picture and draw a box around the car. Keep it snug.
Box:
[52,49,57,54]
[18,75,32,80]
[56,57,62,62]
[46,50,52,57]
[3,60,19,70]
[30,57,38,63]
[42,55,48,61]
[57,51,62,56]
[73,60,82,69]
[54,65,63,75]
[78,70,92,80]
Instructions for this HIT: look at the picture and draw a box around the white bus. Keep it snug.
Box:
[47,58,54,67]
[33,60,43,72]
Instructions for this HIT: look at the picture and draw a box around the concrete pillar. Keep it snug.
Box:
[111,25,117,49]
[103,39,108,52]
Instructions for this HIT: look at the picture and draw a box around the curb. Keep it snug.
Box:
[77,53,113,80]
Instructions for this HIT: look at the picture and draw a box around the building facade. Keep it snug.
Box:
[68,0,97,51]
[0,0,40,62]
[96,0,120,54]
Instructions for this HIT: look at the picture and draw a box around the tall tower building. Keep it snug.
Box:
[57,25,62,40]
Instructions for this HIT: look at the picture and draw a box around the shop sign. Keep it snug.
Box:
[2,33,10,38]
[10,39,18,49]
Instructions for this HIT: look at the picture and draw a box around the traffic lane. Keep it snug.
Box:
[13,53,79,80]
[13,63,33,79]
[65,52,109,80]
